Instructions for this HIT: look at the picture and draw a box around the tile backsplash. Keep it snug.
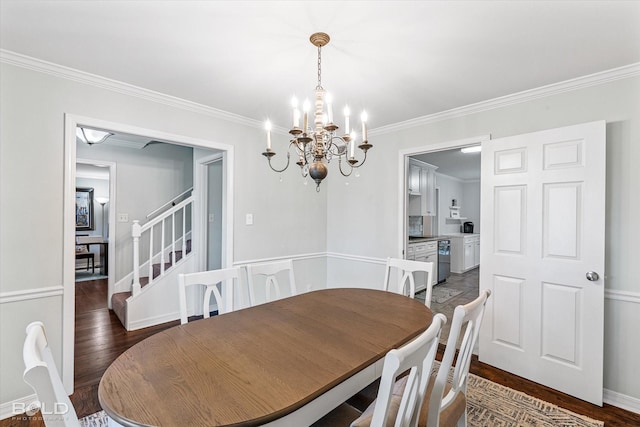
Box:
[408,216,423,236]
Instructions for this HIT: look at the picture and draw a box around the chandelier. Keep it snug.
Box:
[262,32,372,191]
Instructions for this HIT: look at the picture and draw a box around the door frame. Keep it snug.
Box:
[194,152,224,272]
[396,135,490,258]
[75,158,116,308]
[62,114,235,392]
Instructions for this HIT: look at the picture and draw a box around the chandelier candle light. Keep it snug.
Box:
[262,32,372,191]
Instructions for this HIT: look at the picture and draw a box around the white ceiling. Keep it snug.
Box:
[7,2,634,376]
[2,1,639,133]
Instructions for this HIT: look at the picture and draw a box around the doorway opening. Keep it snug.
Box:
[63,114,234,392]
[399,134,489,344]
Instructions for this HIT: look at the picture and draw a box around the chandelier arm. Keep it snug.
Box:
[337,157,354,177]
[264,151,291,173]
[351,149,369,168]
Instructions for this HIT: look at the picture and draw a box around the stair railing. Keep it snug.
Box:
[146,187,194,220]
[132,195,194,296]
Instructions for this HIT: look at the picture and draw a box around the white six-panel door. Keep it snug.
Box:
[479,121,606,405]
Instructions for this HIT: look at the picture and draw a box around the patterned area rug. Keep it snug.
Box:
[79,411,108,426]
[81,373,604,427]
[466,374,603,426]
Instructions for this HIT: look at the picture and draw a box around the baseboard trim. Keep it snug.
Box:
[127,310,180,331]
[0,286,64,304]
[604,388,640,415]
[0,394,37,421]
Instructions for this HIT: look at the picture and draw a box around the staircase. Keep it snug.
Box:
[111,194,196,330]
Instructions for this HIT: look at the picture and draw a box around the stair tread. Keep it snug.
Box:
[112,239,192,330]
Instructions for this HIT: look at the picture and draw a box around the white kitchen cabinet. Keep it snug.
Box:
[407,159,438,216]
[473,237,481,266]
[451,234,480,273]
[406,240,438,289]
[422,165,437,216]
[408,162,421,196]
[463,241,475,270]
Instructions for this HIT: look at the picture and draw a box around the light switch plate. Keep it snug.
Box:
[118,213,129,222]
[245,213,253,225]
[209,214,215,222]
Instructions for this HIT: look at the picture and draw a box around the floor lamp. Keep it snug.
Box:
[95,197,109,239]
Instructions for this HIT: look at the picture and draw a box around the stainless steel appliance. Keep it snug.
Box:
[438,239,451,283]
[463,221,474,233]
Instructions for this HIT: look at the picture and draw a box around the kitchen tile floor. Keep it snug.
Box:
[416,267,479,346]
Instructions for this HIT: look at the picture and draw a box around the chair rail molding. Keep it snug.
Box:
[326,252,387,265]
[233,252,327,266]
[0,286,64,304]
[605,289,640,304]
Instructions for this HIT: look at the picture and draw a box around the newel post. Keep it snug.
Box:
[132,220,142,296]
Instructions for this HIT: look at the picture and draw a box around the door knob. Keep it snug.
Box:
[586,271,600,281]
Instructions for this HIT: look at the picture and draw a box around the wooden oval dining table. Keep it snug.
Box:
[98,288,433,426]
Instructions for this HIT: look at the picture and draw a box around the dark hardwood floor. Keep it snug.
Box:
[3,275,639,426]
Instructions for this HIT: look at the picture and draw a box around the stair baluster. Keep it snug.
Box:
[148,227,154,285]
[132,220,142,296]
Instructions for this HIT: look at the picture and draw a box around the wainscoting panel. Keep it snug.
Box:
[603,289,640,414]
[326,253,386,290]
[0,292,64,418]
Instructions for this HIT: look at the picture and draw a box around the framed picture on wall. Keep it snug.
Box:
[76,187,94,230]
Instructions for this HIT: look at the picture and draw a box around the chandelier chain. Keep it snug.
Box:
[317,46,322,90]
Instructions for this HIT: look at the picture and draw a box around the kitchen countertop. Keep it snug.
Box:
[446,233,481,238]
[408,236,452,243]
[408,233,480,243]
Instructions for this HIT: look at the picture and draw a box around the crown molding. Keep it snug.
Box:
[372,62,640,136]
[0,49,264,130]
[3,50,638,136]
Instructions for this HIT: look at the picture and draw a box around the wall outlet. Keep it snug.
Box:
[209,214,215,223]
[245,213,253,225]
[117,213,129,222]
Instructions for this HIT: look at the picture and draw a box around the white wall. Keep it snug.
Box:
[462,180,481,229]
[0,59,328,408]
[435,173,465,235]
[326,75,640,405]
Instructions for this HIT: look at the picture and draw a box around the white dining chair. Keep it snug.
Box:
[23,321,124,427]
[312,313,447,427]
[245,259,297,307]
[178,267,241,324]
[421,289,491,427]
[383,257,435,307]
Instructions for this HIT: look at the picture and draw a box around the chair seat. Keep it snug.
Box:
[313,314,446,427]
[310,403,362,427]
[418,374,466,427]
[351,376,410,427]
[347,373,467,427]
